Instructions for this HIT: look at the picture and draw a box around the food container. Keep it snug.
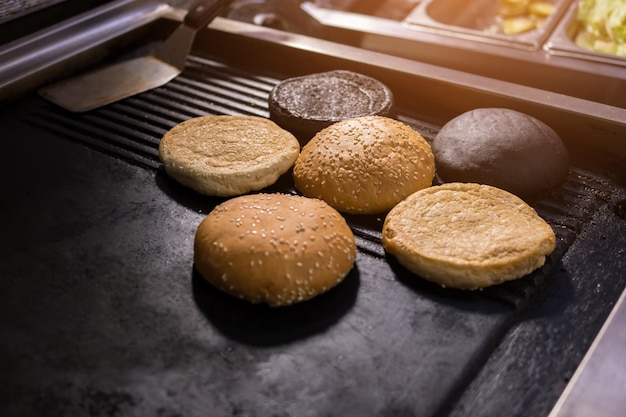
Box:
[403,0,571,50]
[544,0,626,67]
[300,0,625,108]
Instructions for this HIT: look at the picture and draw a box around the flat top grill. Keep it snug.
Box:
[1,14,626,417]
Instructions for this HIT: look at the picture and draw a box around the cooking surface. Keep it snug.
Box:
[1,13,626,417]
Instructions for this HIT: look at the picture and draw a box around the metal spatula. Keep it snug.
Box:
[39,0,230,112]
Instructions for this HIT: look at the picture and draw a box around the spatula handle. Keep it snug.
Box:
[184,0,231,30]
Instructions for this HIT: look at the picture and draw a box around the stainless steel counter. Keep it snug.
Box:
[549,287,626,417]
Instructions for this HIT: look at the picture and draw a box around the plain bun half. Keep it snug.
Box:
[159,115,300,197]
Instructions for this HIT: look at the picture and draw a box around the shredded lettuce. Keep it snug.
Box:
[576,0,626,56]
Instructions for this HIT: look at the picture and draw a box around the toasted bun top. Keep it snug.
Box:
[159,115,300,197]
[433,108,569,196]
[382,183,556,290]
[293,116,435,214]
[194,193,356,307]
[269,70,394,142]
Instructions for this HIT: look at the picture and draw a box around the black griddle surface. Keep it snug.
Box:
[1,54,626,417]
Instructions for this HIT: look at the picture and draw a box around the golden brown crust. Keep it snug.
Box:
[194,193,356,307]
[293,116,435,214]
[382,183,556,289]
[159,115,300,196]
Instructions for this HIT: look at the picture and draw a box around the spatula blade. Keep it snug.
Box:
[39,56,180,112]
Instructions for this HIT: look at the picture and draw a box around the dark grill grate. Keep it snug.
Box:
[25,53,613,309]
[27,55,278,170]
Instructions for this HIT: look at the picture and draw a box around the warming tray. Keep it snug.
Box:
[299,1,626,109]
[1,7,626,417]
[403,0,569,51]
[545,0,626,67]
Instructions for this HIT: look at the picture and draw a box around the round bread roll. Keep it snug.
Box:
[159,115,300,197]
[382,183,556,290]
[432,108,569,196]
[293,115,435,214]
[269,70,394,142]
[194,193,357,307]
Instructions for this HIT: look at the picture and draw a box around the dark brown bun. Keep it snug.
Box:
[293,116,435,214]
[432,108,569,196]
[194,193,356,307]
[269,70,394,143]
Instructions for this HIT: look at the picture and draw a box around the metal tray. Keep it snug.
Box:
[298,1,625,109]
[404,0,570,50]
[1,10,626,417]
[545,0,626,67]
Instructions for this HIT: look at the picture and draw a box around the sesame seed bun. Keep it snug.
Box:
[269,70,394,143]
[159,115,300,197]
[293,116,435,214]
[382,183,556,290]
[193,193,357,307]
[432,108,569,196]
